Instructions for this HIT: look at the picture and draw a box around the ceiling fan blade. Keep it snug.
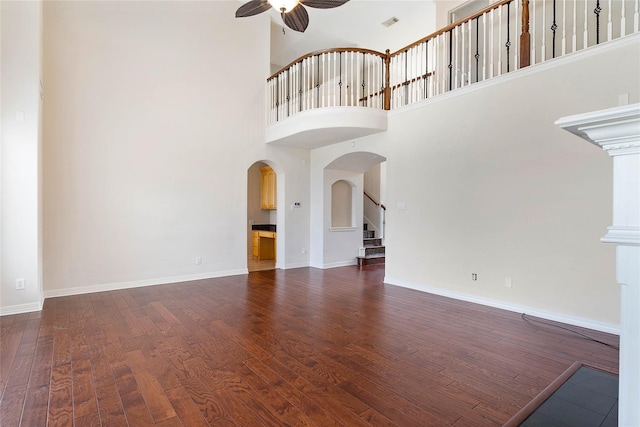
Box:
[235,0,272,18]
[300,0,350,9]
[282,4,309,32]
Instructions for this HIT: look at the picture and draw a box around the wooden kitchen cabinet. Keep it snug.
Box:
[260,166,277,210]
[252,231,276,260]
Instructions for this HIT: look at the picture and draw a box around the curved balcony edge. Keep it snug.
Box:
[265,107,388,150]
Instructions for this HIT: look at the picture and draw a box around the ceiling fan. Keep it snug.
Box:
[235,0,350,33]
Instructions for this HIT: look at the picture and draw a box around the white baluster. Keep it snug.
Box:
[351,51,355,107]
[635,0,639,33]
[608,0,613,41]
[489,10,494,78]
[460,21,466,87]
[584,0,589,49]
[335,52,339,107]
[621,0,626,37]
[531,0,537,65]
[439,33,442,92]
[468,19,473,83]
[562,0,567,55]
[321,53,325,108]
[308,56,312,110]
[542,0,547,61]
[498,6,502,76]
[439,33,445,94]
[309,56,313,110]
[482,13,487,80]
[514,0,519,70]
[304,58,308,111]
[367,53,372,107]
[572,0,577,52]
[416,45,420,101]
[453,25,459,89]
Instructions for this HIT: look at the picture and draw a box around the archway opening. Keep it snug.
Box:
[247,161,278,272]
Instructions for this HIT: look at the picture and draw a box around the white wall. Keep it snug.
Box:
[40,1,310,298]
[0,0,43,315]
[313,35,639,330]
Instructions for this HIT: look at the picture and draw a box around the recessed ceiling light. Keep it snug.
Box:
[382,16,399,28]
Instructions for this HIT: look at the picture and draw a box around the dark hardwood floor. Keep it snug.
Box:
[0,266,619,426]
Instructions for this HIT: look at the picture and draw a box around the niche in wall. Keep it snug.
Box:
[331,180,354,228]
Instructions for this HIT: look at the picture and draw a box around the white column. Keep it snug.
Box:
[556,104,640,427]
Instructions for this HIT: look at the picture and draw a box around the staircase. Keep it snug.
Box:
[357,223,385,268]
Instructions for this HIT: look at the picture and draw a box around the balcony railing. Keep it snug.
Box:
[267,0,639,125]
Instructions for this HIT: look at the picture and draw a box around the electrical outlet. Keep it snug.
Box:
[471,273,477,281]
[301,248,306,254]
[195,256,202,265]
[16,278,26,290]
[505,277,512,288]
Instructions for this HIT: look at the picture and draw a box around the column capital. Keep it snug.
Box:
[555,104,640,156]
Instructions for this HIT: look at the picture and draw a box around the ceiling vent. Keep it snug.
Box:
[381,16,399,28]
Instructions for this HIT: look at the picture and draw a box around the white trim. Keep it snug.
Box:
[0,301,43,316]
[602,226,640,246]
[329,226,358,232]
[322,260,358,269]
[282,261,311,270]
[43,269,248,299]
[383,275,620,335]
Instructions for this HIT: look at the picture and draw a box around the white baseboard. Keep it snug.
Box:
[0,301,43,317]
[44,269,249,300]
[384,275,620,335]
[281,262,311,270]
[322,260,357,269]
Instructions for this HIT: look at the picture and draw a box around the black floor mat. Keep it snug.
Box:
[520,366,618,427]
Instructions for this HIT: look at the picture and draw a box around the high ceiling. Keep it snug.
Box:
[267,0,439,69]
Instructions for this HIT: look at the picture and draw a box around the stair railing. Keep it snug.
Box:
[266,48,388,125]
[266,0,639,124]
[364,191,386,240]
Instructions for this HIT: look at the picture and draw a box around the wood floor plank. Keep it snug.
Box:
[94,382,128,426]
[20,384,50,427]
[111,361,156,427]
[0,383,28,426]
[180,375,236,426]
[164,385,210,427]
[125,349,178,423]
[47,363,73,427]
[0,266,620,426]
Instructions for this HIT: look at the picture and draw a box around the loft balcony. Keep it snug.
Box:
[265,0,639,148]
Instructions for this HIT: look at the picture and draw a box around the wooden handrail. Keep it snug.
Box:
[267,47,387,81]
[389,0,515,57]
[364,191,386,210]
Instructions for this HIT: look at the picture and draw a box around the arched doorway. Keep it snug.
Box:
[318,151,387,269]
[247,161,279,272]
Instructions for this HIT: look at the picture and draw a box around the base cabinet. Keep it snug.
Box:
[252,231,276,260]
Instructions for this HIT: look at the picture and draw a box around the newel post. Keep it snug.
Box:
[557,104,640,427]
[384,49,391,111]
[520,0,531,68]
